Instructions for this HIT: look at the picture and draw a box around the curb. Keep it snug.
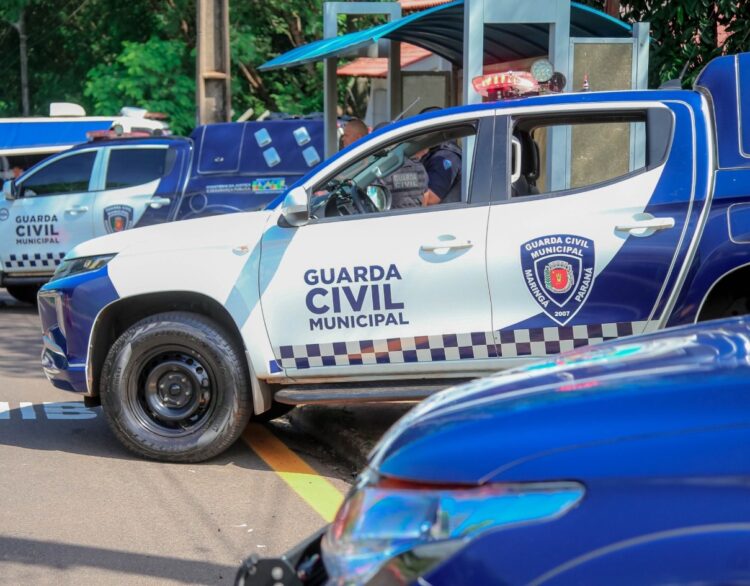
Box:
[287,403,414,473]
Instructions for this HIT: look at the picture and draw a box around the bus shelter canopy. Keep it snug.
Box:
[259,0,632,72]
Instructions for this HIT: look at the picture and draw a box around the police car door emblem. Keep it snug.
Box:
[521,235,595,325]
[103,205,134,234]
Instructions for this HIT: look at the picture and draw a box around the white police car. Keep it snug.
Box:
[1,134,177,303]
[37,54,750,461]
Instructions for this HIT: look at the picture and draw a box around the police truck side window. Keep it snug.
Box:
[106,148,169,189]
[20,151,96,197]
[312,124,476,218]
[510,113,647,197]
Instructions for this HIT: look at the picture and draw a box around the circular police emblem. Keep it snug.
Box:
[0,208,8,222]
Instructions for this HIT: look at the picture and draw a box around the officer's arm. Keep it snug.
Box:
[423,153,456,204]
[422,188,442,206]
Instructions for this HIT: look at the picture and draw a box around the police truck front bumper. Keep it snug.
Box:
[37,266,119,394]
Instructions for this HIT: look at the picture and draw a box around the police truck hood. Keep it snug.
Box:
[67,210,273,259]
[370,317,750,485]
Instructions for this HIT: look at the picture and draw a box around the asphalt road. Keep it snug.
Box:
[0,289,361,585]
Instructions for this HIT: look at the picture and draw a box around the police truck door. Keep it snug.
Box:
[259,114,498,379]
[92,145,176,236]
[485,102,709,363]
[0,149,98,275]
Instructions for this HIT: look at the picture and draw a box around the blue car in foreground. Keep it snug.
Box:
[237,317,750,585]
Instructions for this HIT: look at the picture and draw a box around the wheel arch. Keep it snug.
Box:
[696,262,750,322]
[87,291,272,413]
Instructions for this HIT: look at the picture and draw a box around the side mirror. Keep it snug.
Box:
[3,179,17,201]
[366,184,391,212]
[280,186,309,227]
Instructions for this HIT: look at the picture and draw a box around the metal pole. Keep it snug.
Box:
[386,40,402,121]
[196,0,232,125]
[631,21,650,170]
[14,9,30,116]
[463,0,484,105]
[547,0,571,191]
[323,3,338,159]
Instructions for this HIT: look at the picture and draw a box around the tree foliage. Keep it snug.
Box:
[85,37,196,134]
[581,0,750,87]
[0,0,373,134]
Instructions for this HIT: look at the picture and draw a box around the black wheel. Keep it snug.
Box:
[254,402,295,423]
[100,312,251,462]
[6,284,41,305]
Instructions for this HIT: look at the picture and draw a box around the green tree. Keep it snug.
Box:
[229,0,376,120]
[85,37,196,135]
[582,0,750,87]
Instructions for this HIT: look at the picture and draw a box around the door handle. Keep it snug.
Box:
[148,196,172,210]
[65,205,89,215]
[615,215,675,236]
[420,239,474,252]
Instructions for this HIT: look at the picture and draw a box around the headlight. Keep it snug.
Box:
[322,475,584,585]
[51,254,116,282]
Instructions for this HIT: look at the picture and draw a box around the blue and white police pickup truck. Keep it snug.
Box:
[39,53,750,462]
[0,119,323,303]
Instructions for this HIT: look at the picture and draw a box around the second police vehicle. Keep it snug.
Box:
[38,53,750,462]
[1,116,324,303]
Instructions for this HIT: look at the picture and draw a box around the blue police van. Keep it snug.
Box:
[0,118,323,302]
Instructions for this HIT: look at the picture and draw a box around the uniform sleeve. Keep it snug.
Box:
[424,151,460,200]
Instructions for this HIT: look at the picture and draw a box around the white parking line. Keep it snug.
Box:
[19,402,36,420]
[0,402,98,421]
[43,402,97,420]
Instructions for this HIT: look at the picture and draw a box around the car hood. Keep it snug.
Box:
[370,318,750,485]
[67,211,273,259]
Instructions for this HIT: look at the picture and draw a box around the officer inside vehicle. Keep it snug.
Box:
[417,108,463,206]
[372,121,428,209]
[340,118,369,149]
[420,141,462,206]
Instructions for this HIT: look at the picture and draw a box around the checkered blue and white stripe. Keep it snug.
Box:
[277,321,649,370]
[4,252,66,270]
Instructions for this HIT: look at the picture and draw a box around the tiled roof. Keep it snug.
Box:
[337,43,433,77]
[400,0,452,12]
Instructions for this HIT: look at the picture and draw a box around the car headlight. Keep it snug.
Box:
[321,474,584,585]
[51,254,116,282]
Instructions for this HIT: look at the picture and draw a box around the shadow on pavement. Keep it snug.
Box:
[0,404,280,471]
[0,535,238,584]
[0,405,141,462]
[0,298,45,379]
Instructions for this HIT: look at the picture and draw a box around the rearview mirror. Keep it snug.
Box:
[280,186,309,227]
[2,179,17,201]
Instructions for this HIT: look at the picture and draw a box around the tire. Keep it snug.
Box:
[100,311,252,462]
[254,401,295,423]
[6,284,41,305]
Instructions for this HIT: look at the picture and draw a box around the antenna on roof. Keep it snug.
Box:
[659,61,690,90]
[393,97,422,122]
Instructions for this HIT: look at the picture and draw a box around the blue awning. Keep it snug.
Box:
[0,119,114,155]
[260,1,632,71]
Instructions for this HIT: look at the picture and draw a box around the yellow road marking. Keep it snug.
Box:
[242,423,345,522]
